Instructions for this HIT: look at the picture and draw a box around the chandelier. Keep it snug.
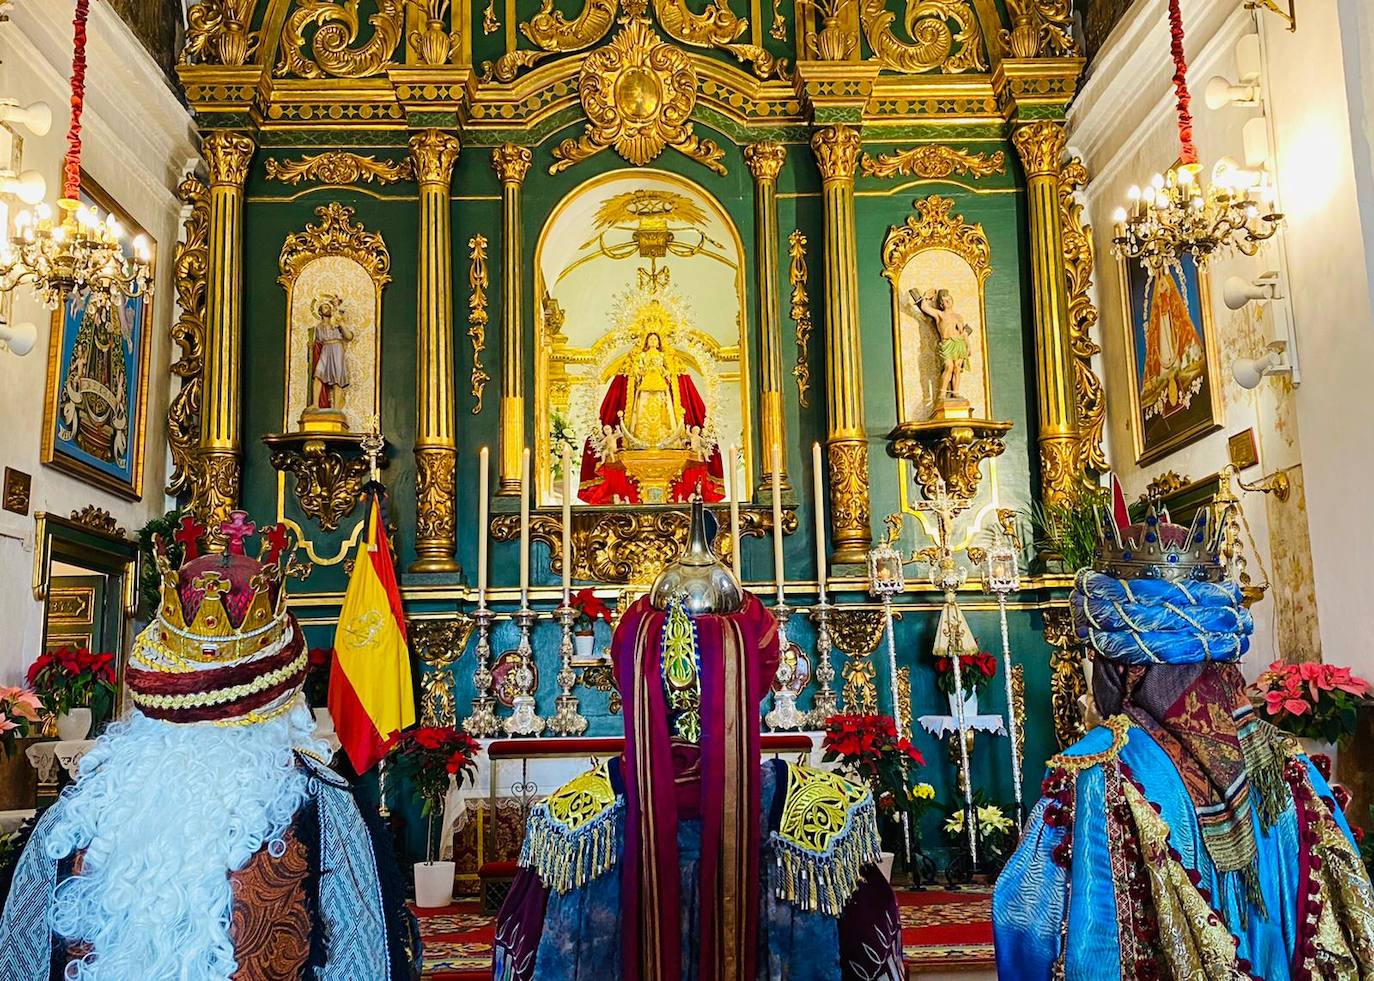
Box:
[0,0,151,311]
[1111,0,1283,269]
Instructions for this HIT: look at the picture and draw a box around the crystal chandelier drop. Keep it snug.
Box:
[1111,0,1283,270]
[0,0,152,311]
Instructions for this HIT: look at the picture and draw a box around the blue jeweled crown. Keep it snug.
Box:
[1093,501,1228,584]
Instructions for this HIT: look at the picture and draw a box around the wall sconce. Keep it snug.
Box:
[1244,0,1295,32]
[1233,344,1295,389]
[1205,35,1262,109]
[0,169,45,205]
[0,100,52,136]
[1223,270,1283,310]
[0,318,36,356]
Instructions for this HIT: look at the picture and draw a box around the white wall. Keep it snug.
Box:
[0,1,198,684]
[1069,0,1374,675]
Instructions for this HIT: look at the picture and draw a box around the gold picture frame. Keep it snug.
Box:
[41,172,155,500]
[1116,252,1224,465]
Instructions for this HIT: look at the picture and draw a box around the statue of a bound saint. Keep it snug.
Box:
[911,287,972,405]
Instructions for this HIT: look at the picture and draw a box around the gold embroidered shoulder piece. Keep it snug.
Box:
[1048,715,1132,774]
[771,764,882,917]
[519,760,623,894]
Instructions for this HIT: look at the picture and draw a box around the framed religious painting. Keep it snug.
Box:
[41,175,155,500]
[1117,253,1224,465]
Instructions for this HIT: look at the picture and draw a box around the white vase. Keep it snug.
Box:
[56,707,91,741]
[414,860,456,908]
[947,688,978,720]
[876,851,896,882]
[312,706,335,736]
[1298,737,1339,783]
[574,633,596,660]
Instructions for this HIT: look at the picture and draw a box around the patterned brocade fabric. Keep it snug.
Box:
[229,827,312,981]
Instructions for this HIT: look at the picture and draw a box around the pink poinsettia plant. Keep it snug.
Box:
[1250,660,1372,747]
[0,686,42,757]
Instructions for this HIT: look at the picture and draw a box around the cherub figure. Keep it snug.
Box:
[911,287,973,403]
[685,424,710,462]
[309,293,353,410]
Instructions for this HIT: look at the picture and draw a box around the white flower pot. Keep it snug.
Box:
[414,860,456,908]
[947,688,978,720]
[876,851,896,882]
[574,633,596,659]
[56,707,91,741]
[312,706,335,737]
[1298,738,1339,783]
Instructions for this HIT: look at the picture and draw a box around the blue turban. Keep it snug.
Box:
[1070,569,1253,664]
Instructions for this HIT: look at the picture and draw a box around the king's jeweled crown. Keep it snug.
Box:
[1093,500,1229,584]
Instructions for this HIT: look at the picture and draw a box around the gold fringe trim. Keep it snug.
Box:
[770,796,882,916]
[519,797,624,895]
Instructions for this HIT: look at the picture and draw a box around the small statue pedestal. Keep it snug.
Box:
[886,416,1012,501]
[262,429,387,532]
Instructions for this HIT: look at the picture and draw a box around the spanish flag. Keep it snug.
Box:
[329,495,415,773]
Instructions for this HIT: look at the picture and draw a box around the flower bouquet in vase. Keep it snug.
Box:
[304,647,335,738]
[26,647,116,740]
[821,713,927,881]
[942,792,1015,872]
[1250,660,1372,777]
[570,587,612,660]
[933,651,997,719]
[385,725,482,907]
[0,686,43,809]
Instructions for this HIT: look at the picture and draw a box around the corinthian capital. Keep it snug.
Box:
[744,141,787,183]
[203,131,256,187]
[409,130,461,186]
[491,143,533,185]
[1011,121,1068,179]
[810,125,862,183]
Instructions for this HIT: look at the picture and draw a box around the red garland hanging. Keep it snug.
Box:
[1168,0,1197,166]
[63,0,90,201]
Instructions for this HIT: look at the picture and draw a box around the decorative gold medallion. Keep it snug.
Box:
[550,14,726,175]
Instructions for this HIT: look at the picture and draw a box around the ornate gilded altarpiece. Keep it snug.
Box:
[173,0,1107,826]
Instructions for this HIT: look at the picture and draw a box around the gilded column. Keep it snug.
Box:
[1012,121,1080,507]
[198,131,255,546]
[492,143,532,494]
[409,130,462,573]
[811,124,871,565]
[744,141,790,494]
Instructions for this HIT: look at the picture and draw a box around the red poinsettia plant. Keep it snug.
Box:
[304,647,333,708]
[933,651,997,699]
[26,647,116,720]
[1250,660,1372,747]
[386,726,483,863]
[821,713,926,817]
[571,587,612,635]
[0,686,42,757]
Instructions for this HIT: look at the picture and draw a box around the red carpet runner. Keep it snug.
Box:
[413,888,994,978]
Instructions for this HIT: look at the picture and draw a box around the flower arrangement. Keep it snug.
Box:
[821,713,926,818]
[26,647,116,721]
[304,647,333,708]
[943,796,1016,862]
[1249,660,1372,747]
[571,587,613,636]
[386,726,483,863]
[0,686,42,757]
[933,651,997,699]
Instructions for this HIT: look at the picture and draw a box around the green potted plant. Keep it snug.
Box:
[26,647,116,740]
[385,725,482,907]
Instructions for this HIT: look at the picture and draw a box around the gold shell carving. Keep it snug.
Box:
[467,234,491,414]
[278,203,392,290]
[881,195,991,286]
[278,0,405,79]
[550,15,726,175]
[167,176,210,498]
[828,609,894,657]
[1060,156,1106,473]
[860,145,1006,180]
[264,152,415,186]
[859,0,987,74]
[787,230,813,410]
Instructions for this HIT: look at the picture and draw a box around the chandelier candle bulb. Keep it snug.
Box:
[477,447,489,606]
[727,444,742,584]
[562,444,572,602]
[771,444,785,604]
[519,446,530,606]
[812,442,827,600]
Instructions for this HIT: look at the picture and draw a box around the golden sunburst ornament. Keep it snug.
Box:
[550,13,726,175]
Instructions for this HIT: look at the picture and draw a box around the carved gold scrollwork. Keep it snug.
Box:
[278,203,392,289]
[264,152,415,186]
[787,230,813,410]
[278,0,405,79]
[468,234,491,414]
[182,0,260,66]
[198,452,242,535]
[649,0,785,79]
[1060,157,1106,473]
[827,440,871,549]
[880,194,991,283]
[69,506,124,537]
[888,421,1011,500]
[1044,606,1086,750]
[1002,0,1078,58]
[550,14,726,175]
[167,176,210,498]
[524,0,619,51]
[414,449,458,549]
[859,0,987,74]
[859,145,1006,180]
[413,616,475,726]
[265,433,377,532]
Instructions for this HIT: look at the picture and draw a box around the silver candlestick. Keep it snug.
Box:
[546,603,588,736]
[464,606,500,738]
[984,526,1025,828]
[765,604,808,731]
[868,532,911,867]
[808,597,838,726]
[503,606,544,736]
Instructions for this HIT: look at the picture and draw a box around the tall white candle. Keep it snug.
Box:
[519,447,530,605]
[727,444,741,583]
[812,441,827,601]
[771,444,785,603]
[561,444,572,603]
[477,446,489,606]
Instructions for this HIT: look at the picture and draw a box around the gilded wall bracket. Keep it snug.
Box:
[263,431,388,533]
[887,418,1012,502]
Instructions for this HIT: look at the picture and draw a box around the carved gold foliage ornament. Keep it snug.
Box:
[652,0,786,79]
[880,194,991,286]
[468,234,491,414]
[407,0,460,66]
[414,448,457,547]
[203,131,256,188]
[484,0,617,80]
[483,0,500,35]
[1144,470,1190,502]
[810,125,862,182]
[491,143,533,184]
[198,452,242,538]
[827,441,871,545]
[787,230,813,409]
[267,437,373,532]
[264,152,415,186]
[1039,436,1081,511]
[1044,606,1087,750]
[278,0,405,79]
[70,506,124,537]
[1011,121,1068,179]
[859,0,987,74]
[1002,0,1078,58]
[278,203,392,290]
[841,657,878,713]
[182,0,260,66]
[859,145,1007,180]
[1060,157,1106,473]
[550,13,726,175]
[413,616,475,726]
[167,176,210,498]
